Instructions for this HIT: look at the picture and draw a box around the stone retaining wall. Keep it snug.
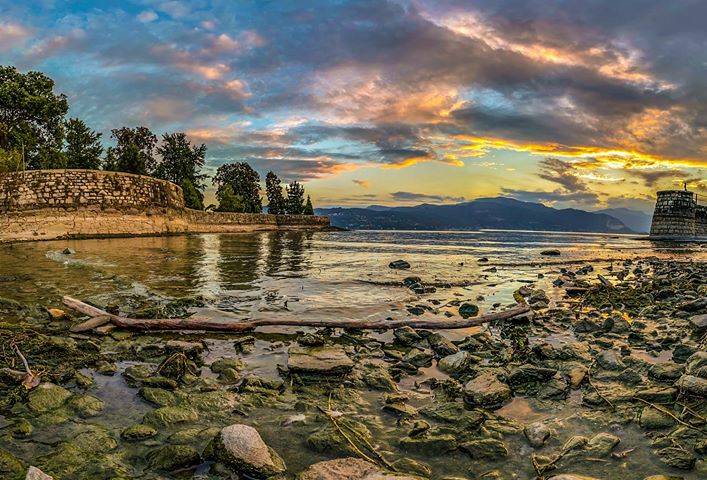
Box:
[0,170,329,242]
[649,190,704,239]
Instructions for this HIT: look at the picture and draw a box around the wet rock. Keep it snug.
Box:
[0,448,24,478]
[120,424,157,441]
[26,466,53,480]
[678,297,707,313]
[359,363,398,391]
[143,406,198,427]
[596,350,625,371]
[287,345,354,377]
[402,348,434,368]
[548,476,599,480]
[210,358,245,375]
[427,333,458,356]
[639,406,675,430]
[297,457,420,480]
[460,438,508,460]
[672,344,696,364]
[147,444,200,472]
[507,364,557,388]
[390,458,431,477]
[394,327,422,346]
[62,248,75,255]
[208,424,286,478]
[382,401,417,418]
[11,419,33,438]
[585,432,620,457]
[67,394,104,418]
[562,435,588,452]
[403,276,422,287]
[541,249,561,256]
[459,303,479,318]
[27,383,72,413]
[389,260,411,270]
[420,402,484,430]
[654,446,695,470]
[463,372,511,409]
[308,419,372,456]
[648,362,684,382]
[568,366,587,388]
[46,308,68,320]
[139,387,177,406]
[438,351,476,375]
[400,434,457,454]
[689,313,707,332]
[635,386,677,403]
[524,422,552,448]
[643,476,685,480]
[170,426,220,444]
[675,374,707,397]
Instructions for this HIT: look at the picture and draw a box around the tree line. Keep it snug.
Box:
[0,65,314,215]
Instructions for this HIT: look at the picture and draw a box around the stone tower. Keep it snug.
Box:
[649,190,699,238]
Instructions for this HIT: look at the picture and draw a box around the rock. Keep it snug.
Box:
[308,420,372,456]
[287,345,354,377]
[390,458,430,477]
[548,476,599,480]
[459,303,479,318]
[562,435,588,451]
[46,308,68,320]
[643,476,685,480]
[655,446,695,470]
[62,248,75,255]
[463,372,511,409]
[649,362,684,382]
[360,363,398,391]
[427,333,458,356]
[672,344,696,363]
[596,350,625,371]
[524,422,552,448]
[143,406,198,427]
[389,260,411,270]
[25,466,53,479]
[297,457,421,479]
[678,297,707,313]
[568,366,587,388]
[400,434,457,454]
[208,424,286,478]
[403,276,422,287]
[507,364,557,388]
[394,327,422,346]
[147,445,200,471]
[139,387,177,406]
[459,439,507,460]
[675,374,707,397]
[402,348,434,367]
[382,401,417,417]
[0,448,24,478]
[121,424,157,441]
[27,383,72,413]
[585,432,620,457]
[11,419,33,438]
[67,394,104,418]
[211,358,245,374]
[438,351,475,375]
[541,249,561,256]
[639,406,676,430]
[689,313,707,331]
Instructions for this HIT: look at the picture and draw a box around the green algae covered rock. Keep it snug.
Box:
[139,387,177,407]
[28,383,72,413]
[0,448,25,480]
[67,394,105,418]
[460,438,508,460]
[143,406,198,427]
[147,444,200,471]
[121,424,157,441]
[400,434,458,454]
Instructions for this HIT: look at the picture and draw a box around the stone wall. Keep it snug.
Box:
[0,169,184,212]
[0,170,329,242]
[649,190,703,238]
[696,205,707,236]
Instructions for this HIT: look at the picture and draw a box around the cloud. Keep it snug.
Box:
[353,179,370,188]
[501,188,600,205]
[390,191,467,203]
[137,11,158,23]
[0,22,31,52]
[629,169,688,187]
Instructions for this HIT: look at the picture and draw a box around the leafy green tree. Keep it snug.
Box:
[154,133,207,209]
[0,148,24,173]
[106,126,157,175]
[64,118,103,169]
[0,66,68,169]
[304,195,314,215]
[285,181,305,215]
[265,171,286,214]
[215,184,245,212]
[213,162,262,213]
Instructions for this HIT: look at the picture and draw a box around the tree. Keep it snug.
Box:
[215,184,245,212]
[0,148,23,173]
[213,162,262,213]
[304,195,314,215]
[285,181,305,215]
[265,171,286,214]
[106,126,157,175]
[154,133,207,209]
[64,118,103,169]
[0,66,68,169]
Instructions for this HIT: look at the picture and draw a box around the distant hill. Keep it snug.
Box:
[316,197,634,233]
[595,208,652,233]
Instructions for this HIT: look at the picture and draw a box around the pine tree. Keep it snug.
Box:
[106,126,157,175]
[154,132,207,209]
[181,178,205,210]
[304,195,314,215]
[213,162,262,213]
[265,171,286,214]
[285,181,305,215]
[64,118,103,169]
[215,184,245,212]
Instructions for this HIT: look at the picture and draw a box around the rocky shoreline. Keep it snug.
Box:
[0,255,705,479]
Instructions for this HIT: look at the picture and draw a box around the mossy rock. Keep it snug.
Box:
[307,419,372,456]
[639,406,676,430]
[139,387,177,407]
[0,448,25,480]
[210,358,245,374]
[460,438,508,460]
[147,444,200,472]
[143,406,198,427]
[185,390,237,413]
[27,383,72,413]
[400,434,458,455]
[11,419,33,438]
[169,427,220,444]
[37,426,122,478]
[121,424,157,441]
[68,394,105,418]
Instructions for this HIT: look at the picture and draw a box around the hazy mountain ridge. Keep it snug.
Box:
[317,197,636,233]
[595,207,652,233]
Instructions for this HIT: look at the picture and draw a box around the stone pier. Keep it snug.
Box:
[649,189,706,240]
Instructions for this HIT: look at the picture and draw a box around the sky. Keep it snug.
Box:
[0,0,705,211]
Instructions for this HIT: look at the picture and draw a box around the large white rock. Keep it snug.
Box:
[210,424,286,478]
[297,457,421,480]
[26,466,54,480]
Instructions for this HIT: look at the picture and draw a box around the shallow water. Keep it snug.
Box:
[1,230,705,479]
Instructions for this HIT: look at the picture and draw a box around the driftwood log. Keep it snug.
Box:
[62,295,531,333]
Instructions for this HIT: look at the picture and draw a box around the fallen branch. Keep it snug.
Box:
[62,296,532,333]
[633,397,707,435]
[11,343,40,390]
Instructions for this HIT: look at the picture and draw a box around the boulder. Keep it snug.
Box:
[463,372,511,409]
[675,374,707,397]
[208,424,286,478]
[287,346,354,377]
[438,351,475,375]
[427,333,458,356]
[585,432,620,457]
[639,406,675,430]
[297,457,421,479]
[143,406,198,427]
[459,303,479,318]
[147,445,200,471]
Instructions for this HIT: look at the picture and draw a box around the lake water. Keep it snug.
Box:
[1,230,705,479]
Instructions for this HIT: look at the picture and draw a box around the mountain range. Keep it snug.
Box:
[316,197,652,233]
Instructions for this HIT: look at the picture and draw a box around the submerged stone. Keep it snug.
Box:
[297,457,421,479]
[675,374,707,397]
[27,383,72,413]
[67,394,104,418]
[147,444,200,472]
[389,260,411,270]
[402,348,434,367]
[287,345,354,377]
[459,303,479,318]
[120,424,157,441]
[639,406,676,430]
[438,351,476,375]
[207,424,286,478]
[0,448,24,478]
[585,432,620,457]
[427,333,458,356]
[139,387,177,406]
[524,421,552,448]
[143,406,198,427]
[460,438,508,460]
[655,446,696,470]
[394,327,422,346]
[400,434,457,454]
